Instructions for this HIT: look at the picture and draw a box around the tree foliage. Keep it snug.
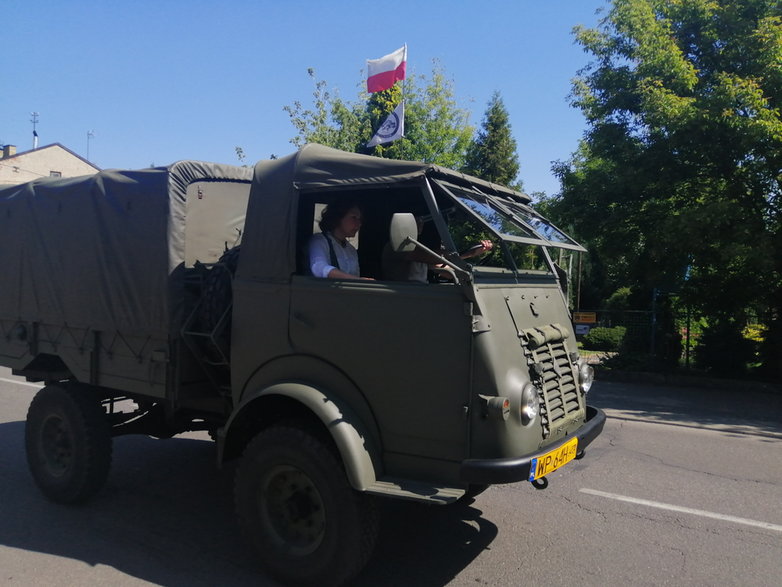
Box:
[283,63,473,168]
[548,0,782,374]
[463,91,522,190]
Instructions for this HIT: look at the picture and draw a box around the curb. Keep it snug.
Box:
[595,368,782,395]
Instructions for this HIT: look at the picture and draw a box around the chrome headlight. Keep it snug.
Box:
[520,383,539,425]
[578,361,594,394]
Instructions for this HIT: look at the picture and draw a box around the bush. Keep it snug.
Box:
[582,326,627,352]
[694,320,756,377]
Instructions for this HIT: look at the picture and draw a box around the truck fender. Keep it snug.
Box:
[221,382,381,491]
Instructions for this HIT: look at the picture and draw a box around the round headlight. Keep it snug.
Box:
[520,383,539,425]
[578,362,594,394]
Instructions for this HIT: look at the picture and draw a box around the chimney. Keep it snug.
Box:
[2,145,17,159]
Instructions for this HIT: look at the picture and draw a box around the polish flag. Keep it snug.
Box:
[367,45,407,93]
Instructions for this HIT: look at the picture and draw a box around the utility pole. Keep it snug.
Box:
[31,112,39,149]
[87,130,95,161]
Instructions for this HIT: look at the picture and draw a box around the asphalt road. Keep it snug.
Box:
[1,368,780,586]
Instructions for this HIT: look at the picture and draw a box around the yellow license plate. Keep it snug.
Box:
[529,437,578,482]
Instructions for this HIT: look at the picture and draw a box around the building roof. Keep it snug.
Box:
[1,142,101,171]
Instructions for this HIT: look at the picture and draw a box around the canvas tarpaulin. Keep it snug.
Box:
[0,161,252,337]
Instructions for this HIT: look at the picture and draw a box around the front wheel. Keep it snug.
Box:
[234,425,379,586]
[25,384,112,504]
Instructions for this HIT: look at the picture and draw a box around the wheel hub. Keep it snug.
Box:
[40,414,72,477]
[259,465,326,555]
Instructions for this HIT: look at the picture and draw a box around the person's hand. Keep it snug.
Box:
[463,240,494,259]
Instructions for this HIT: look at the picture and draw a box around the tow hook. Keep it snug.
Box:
[531,476,549,490]
[575,450,585,460]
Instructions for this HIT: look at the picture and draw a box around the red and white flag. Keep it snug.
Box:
[366,45,407,93]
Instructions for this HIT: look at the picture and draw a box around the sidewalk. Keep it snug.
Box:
[597,367,782,395]
[590,377,782,439]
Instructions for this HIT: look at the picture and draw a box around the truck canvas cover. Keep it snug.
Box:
[0,161,252,337]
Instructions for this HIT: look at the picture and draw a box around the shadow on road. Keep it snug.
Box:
[0,421,496,586]
[356,499,497,586]
[591,381,782,439]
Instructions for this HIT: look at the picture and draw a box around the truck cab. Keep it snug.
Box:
[225,146,604,502]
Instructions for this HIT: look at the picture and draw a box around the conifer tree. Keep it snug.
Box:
[463,91,521,190]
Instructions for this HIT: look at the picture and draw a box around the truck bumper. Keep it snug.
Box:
[460,405,607,485]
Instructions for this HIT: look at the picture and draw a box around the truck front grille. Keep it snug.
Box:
[521,332,581,438]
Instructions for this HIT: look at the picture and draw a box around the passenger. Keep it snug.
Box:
[309,200,373,280]
[382,215,493,282]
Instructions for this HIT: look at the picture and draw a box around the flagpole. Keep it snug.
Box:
[403,43,407,105]
[401,44,406,143]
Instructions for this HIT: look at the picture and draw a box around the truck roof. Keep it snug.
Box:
[260,143,529,199]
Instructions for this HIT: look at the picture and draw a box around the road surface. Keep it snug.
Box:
[1,368,780,586]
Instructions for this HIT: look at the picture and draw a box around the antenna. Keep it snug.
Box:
[87,130,95,161]
[31,112,39,149]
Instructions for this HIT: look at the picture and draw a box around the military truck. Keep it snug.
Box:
[0,145,605,586]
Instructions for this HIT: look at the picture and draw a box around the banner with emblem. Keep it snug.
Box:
[367,101,405,147]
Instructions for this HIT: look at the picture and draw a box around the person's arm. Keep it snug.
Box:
[327,267,363,279]
[460,239,493,259]
[309,235,338,278]
[309,235,373,280]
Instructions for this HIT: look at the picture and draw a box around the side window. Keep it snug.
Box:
[295,197,365,277]
[184,181,250,267]
[297,186,432,280]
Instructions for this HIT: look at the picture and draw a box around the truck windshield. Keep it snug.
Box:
[438,181,582,251]
[432,180,584,275]
[498,199,580,248]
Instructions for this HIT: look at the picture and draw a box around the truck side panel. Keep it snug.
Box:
[0,318,170,397]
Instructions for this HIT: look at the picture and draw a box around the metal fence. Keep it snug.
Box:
[575,309,768,369]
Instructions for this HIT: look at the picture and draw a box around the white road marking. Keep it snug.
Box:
[580,488,782,533]
[0,377,41,389]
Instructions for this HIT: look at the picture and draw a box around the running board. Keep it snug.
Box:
[364,478,465,504]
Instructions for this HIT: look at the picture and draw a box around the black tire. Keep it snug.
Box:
[235,425,379,586]
[25,384,112,504]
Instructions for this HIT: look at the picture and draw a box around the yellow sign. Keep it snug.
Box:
[573,312,597,324]
[529,437,579,481]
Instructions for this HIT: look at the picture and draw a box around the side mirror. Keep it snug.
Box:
[389,213,417,252]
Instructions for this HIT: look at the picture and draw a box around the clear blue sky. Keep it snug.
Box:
[2,0,609,196]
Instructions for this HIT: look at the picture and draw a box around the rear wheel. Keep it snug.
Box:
[235,425,379,586]
[25,384,112,504]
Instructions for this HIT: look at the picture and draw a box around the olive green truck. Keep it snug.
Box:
[0,144,605,586]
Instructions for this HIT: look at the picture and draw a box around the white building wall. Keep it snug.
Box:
[0,145,99,186]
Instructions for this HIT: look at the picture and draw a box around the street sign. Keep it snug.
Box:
[573,312,597,324]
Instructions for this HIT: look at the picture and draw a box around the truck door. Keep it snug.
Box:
[289,275,472,465]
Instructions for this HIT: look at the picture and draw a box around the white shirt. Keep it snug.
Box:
[309,232,360,278]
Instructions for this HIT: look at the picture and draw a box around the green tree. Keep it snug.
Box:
[549,0,782,375]
[283,62,473,168]
[283,68,370,154]
[463,91,521,190]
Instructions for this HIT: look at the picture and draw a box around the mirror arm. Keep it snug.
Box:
[402,236,472,283]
